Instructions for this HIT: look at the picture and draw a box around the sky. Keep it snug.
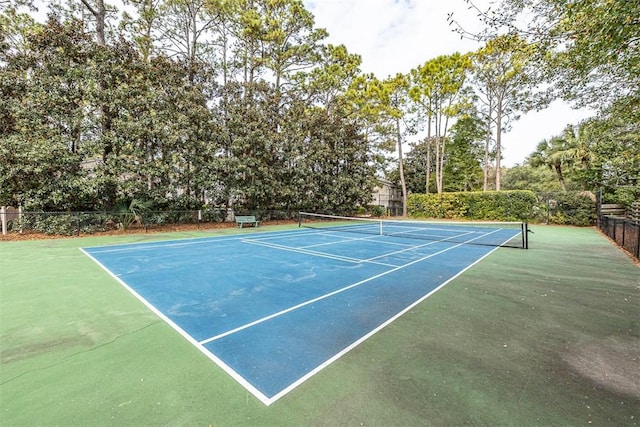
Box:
[303,0,594,166]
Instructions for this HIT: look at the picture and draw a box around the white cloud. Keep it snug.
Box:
[304,0,594,166]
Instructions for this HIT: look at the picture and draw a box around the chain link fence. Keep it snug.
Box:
[598,215,640,260]
[0,208,308,237]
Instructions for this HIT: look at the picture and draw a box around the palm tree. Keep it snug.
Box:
[562,125,597,189]
[529,136,573,191]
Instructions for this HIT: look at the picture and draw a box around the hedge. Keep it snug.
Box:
[407,191,537,221]
[535,191,597,226]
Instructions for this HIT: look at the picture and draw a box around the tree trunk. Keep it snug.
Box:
[396,116,408,217]
[495,97,503,191]
[483,97,493,191]
[80,0,106,45]
[425,137,431,194]
[425,111,432,194]
[555,164,567,191]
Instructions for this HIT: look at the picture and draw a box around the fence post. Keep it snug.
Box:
[636,223,640,259]
[1,206,6,235]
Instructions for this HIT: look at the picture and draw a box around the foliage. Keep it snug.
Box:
[524,102,639,197]
[409,53,472,194]
[443,114,485,192]
[396,113,485,195]
[528,134,572,192]
[112,198,152,229]
[536,191,596,226]
[450,0,639,200]
[502,164,564,192]
[603,186,640,207]
[471,33,538,190]
[450,0,640,111]
[0,5,376,215]
[407,190,536,221]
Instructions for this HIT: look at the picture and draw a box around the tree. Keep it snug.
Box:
[397,139,431,194]
[502,164,563,192]
[472,34,536,191]
[1,0,384,214]
[443,114,484,192]
[252,0,326,108]
[154,0,220,82]
[292,43,361,115]
[568,111,640,194]
[78,0,107,44]
[528,135,573,191]
[120,0,163,61]
[379,73,413,217]
[410,53,472,194]
[0,18,94,208]
[449,0,640,111]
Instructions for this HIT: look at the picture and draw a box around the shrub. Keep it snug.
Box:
[369,205,386,217]
[408,191,536,221]
[537,191,597,226]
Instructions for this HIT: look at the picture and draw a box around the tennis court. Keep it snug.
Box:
[82,214,527,405]
[2,223,639,425]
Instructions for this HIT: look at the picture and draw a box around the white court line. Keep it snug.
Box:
[245,229,472,266]
[242,238,400,268]
[198,233,485,347]
[297,232,411,250]
[361,230,476,262]
[80,247,272,406]
[283,228,501,264]
[82,228,315,253]
[385,225,475,240]
[244,230,408,252]
[266,239,506,405]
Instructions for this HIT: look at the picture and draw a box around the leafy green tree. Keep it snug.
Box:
[370,73,414,217]
[0,18,94,208]
[287,104,375,213]
[154,0,219,81]
[443,114,484,192]
[395,139,430,194]
[450,0,640,111]
[571,111,640,194]
[525,113,639,195]
[252,0,326,106]
[120,0,163,61]
[1,0,388,216]
[292,43,362,115]
[472,34,536,190]
[409,53,472,194]
[502,164,563,192]
[528,135,573,191]
[344,73,395,176]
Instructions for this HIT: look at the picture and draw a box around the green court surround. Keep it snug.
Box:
[1,225,638,426]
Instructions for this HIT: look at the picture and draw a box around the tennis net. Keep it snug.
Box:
[298,212,530,249]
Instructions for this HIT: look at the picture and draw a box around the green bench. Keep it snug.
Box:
[235,215,259,228]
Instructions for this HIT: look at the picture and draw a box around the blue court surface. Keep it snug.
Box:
[82,224,520,405]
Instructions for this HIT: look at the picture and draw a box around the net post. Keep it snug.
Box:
[379,219,383,236]
[524,222,529,249]
[298,212,301,228]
